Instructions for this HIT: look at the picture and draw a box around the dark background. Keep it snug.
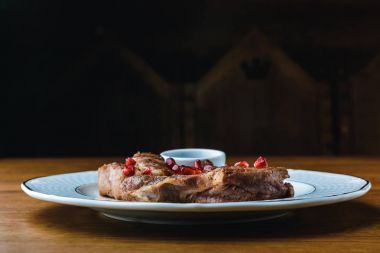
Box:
[2,0,380,157]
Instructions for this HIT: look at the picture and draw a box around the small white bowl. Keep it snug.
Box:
[160,148,226,167]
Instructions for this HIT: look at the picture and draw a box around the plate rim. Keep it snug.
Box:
[21,169,371,213]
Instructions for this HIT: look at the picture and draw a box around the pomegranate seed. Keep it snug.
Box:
[142,168,152,175]
[203,165,214,172]
[171,164,180,172]
[193,169,202,174]
[194,160,203,170]
[203,159,214,166]
[125,157,136,166]
[166,158,176,169]
[122,166,135,176]
[234,160,249,167]
[254,156,268,168]
[181,167,196,175]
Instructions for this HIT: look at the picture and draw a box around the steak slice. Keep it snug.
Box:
[98,163,294,202]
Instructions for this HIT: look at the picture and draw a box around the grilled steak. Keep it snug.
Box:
[98,153,294,203]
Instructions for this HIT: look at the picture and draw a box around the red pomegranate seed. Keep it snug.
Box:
[203,165,214,171]
[166,158,176,169]
[234,160,249,167]
[125,157,136,166]
[171,164,180,172]
[193,169,202,174]
[122,166,135,176]
[124,157,136,176]
[181,167,196,175]
[254,156,268,168]
[194,160,203,170]
[203,159,214,166]
[142,168,152,175]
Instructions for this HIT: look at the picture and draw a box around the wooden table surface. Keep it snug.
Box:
[1,156,379,253]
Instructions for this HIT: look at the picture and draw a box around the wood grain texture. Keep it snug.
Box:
[1,157,379,253]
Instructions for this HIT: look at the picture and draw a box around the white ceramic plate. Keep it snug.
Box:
[21,169,371,224]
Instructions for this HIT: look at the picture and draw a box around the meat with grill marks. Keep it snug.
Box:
[98,152,294,203]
